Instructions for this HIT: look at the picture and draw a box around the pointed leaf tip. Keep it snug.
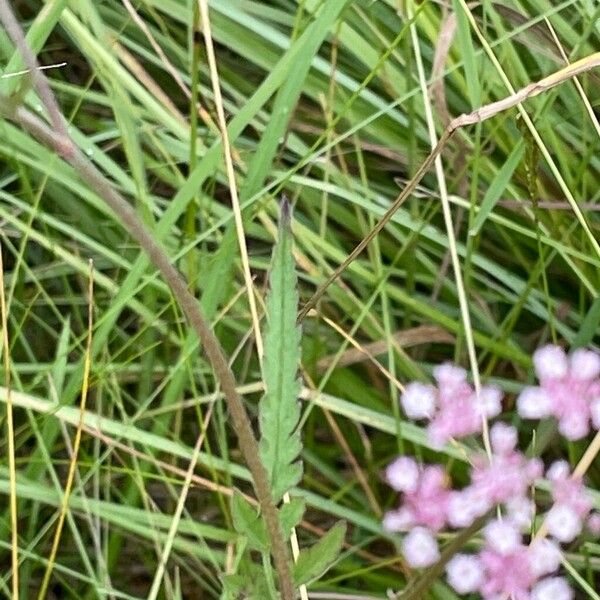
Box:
[280,194,291,227]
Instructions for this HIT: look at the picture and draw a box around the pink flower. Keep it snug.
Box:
[469,424,542,509]
[443,520,566,599]
[476,523,564,599]
[447,487,489,528]
[384,458,452,531]
[544,461,593,543]
[548,461,593,517]
[517,345,600,440]
[401,363,502,446]
[479,542,535,599]
[484,520,521,555]
[587,512,600,535]
[387,352,597,597]
[401,465,451,531]
[402,527,439,568]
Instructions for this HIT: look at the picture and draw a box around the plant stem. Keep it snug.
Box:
[0,3,293,596]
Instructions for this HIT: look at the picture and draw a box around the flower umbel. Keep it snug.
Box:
[400,363,502,446]
[386,350,600,599]
[517,345,600,440]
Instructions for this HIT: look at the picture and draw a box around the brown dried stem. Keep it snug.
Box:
[298,52,600,321]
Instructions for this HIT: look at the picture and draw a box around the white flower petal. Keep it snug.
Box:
[517,386,552,419]
[447,489,489,529]
[490,422,517,454]
[400,382,436,420]
[506,496,535,529]
[531,577,573,600]
[386,456,420,493]
[587,512,600,535]
[533,345,568,381]
[446,554,484,594]
[383,508,414,532]
[570,348,600,380]
[529,539,561,577]
[558,413,589,441]
[484,519,521,555]
[475,386,503,418]
[546,504,582,543]
[546,460,570,482]
[402,527,440,568]
[590,398,600,430]
[433,363,466,386]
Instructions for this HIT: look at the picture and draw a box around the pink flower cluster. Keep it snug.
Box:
[400,363,502,446]
[517,345,600,440]
[445,525,570,600]
[384,424,541,535]
[386,349,600,599]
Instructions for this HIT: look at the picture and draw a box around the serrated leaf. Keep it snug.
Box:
[231,492,306,554]
[293,521,346,586]
[259,199,303,502]
[231,491,268,552]
[279,498,306,535]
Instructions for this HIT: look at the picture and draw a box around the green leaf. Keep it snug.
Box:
[239,0,352,202]
[573,296,600,348]
[221,572,271,600]
[200,224,237,320]
[470,141,524,236]
[51,317,71,399]
[231,492,306,552]
[452,0,481,108]
[293,521,346,586]
[279,498,306,536]
[231,490,268,552]
[259,199,303,502]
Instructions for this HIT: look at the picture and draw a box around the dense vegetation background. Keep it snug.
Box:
[1,0,600,598]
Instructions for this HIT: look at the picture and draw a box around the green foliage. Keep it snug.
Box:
[574,297,600,348]
[2,0,600,597]
[293,521,347,586]
[259,200,303,502]
[278,497,306,535]
[221,572,272,600]
[231,490,269,552]
[470,142,524,236]
[231,490,306,553]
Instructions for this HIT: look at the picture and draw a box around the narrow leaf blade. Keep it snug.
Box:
[470,141,524,236]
